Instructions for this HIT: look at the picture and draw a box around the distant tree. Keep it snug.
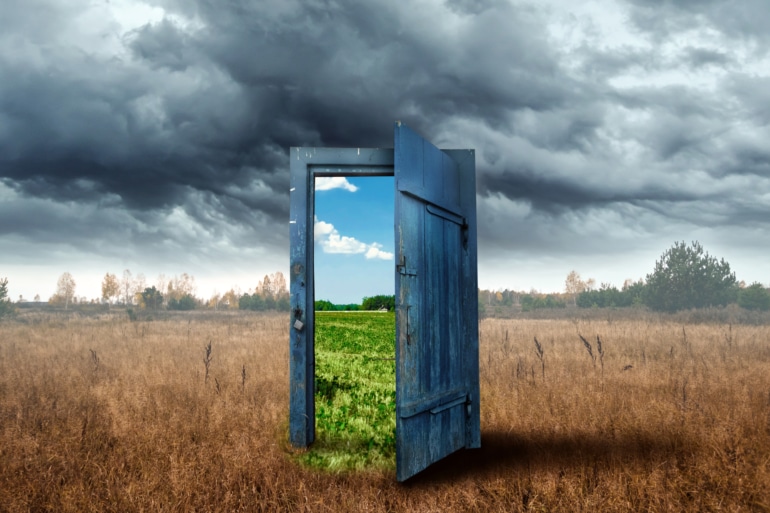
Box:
[738,282,770,311]
[361,295,395,311]
[121,269,133,305]
[576,281,645,308]
[312,299,360,311]
[167,273,196,304]
[565,271,595,306]
[644,241,737,312]
[257,275,273,299]
[208,292,221,310]
[262,293,276,310]
[0,277,14,319]
[275,293,290,311]
[565,270,585,306]
[156,274,168,307]
[101,273,119,304]
[315,299,335,311]
[239,293,265,311]
[133,273,147,303]
[53,272,77,310]
[139,286,163,310]
[168,293,196,311]
[271,272,290,308]
[521,294,566,311]
[478,289,493,308]
[181,294,197,310]
[253,293,265,310]
[271,272,287,296]
[222,289,241,310]
[624,279,646,306]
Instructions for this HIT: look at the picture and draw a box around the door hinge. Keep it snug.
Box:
[396,256,417,276]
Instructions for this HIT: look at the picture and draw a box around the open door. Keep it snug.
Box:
[394,122,480,481]
[289,123,479,482]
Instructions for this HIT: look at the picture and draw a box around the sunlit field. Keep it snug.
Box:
[303,311,396,472]
[1,309,769,512]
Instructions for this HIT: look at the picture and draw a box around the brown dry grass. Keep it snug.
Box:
[1,311,769,512]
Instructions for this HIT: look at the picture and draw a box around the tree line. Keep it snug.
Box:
[315,295,396,312]
[481,241,770,314]
[3,241,768,319]
[26,271,292,312]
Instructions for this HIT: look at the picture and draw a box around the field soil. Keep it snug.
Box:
[1,310,769,512]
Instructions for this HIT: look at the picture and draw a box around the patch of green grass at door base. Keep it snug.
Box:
[297,311,396,473]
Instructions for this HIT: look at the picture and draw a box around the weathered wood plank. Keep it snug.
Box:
[394,122,479,481]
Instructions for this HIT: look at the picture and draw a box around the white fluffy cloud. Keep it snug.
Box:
[365,243,394,260]
[313,217,335,240]
[315,177,358,192]
[314,216,393,260]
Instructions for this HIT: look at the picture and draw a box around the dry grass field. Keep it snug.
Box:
[1,310,769,512]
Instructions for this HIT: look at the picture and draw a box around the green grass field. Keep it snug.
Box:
[298,311,396,472]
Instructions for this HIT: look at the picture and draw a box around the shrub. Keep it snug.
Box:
[738,283,770,311]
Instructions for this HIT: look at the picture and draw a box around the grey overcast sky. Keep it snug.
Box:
[1,0,769,302]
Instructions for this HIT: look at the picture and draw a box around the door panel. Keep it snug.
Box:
[394,122,480,481]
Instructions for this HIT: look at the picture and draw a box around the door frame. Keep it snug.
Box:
[289,147,394,447]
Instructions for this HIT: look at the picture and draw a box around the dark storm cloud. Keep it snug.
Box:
[478,168,704,213]
[170,0,576,145]
[1,0,769,280]
[683,47,730,68]
[0,0,579,226]
[129,19,196,72]
[626,0,770,44]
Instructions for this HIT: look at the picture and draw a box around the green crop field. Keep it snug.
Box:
[298,311,397,472]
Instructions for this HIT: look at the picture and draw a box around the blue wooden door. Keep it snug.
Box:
[394,122,480,481]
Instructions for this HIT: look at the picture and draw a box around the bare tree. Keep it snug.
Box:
[121,269,133,305]
[133,273,147,304]
[271,272,287,295]
[156,274,168,306]
[167,273,196,302]
[564,270,596,306]
[257,274,273,298]
[55,272,77,309]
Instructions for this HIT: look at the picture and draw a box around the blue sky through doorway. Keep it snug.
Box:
[314,176,394,305]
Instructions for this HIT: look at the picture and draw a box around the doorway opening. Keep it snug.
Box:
[307,175,397,471]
